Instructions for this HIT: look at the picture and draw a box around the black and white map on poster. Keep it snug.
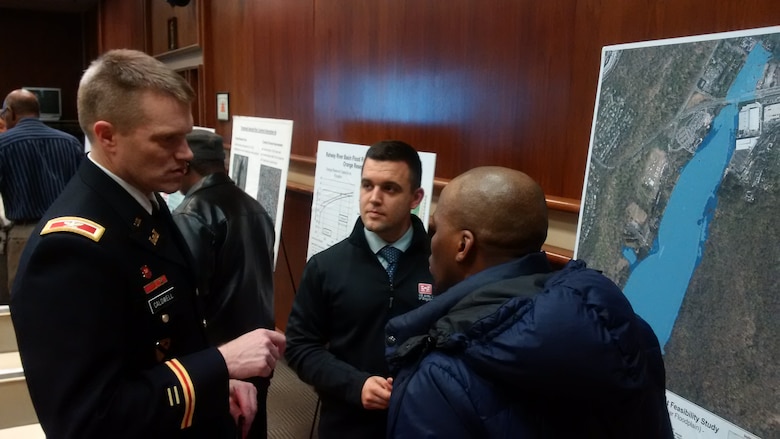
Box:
[306,140,436,260]
[576,26,779,438]
[229,116,293,268]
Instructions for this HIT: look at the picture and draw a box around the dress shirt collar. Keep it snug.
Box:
[88,154,155,214]
[364,223,414,254]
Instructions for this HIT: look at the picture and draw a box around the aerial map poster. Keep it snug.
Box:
[575,27,779,439]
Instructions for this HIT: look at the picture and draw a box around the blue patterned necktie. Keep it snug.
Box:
[378,245,402,282]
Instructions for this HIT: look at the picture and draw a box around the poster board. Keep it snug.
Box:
[229,116,294,268]
[575,26,780,438]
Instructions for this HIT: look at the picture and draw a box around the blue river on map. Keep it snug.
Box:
[621,44,771,351]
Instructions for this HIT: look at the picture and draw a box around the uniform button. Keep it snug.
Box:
[386,335,396,346]
[161,314,169,323]
[202,319,207,328]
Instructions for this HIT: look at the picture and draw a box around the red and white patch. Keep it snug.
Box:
[40,216,105,242]
[418,283,433,302]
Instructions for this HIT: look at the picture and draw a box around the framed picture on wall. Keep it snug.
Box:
[216,92,229,121]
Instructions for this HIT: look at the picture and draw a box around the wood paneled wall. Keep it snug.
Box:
[0,9,88,121]
[149,0,199,55]
[95,0,780,329]
[200,0,778,198]
[94,0,780,197]
[97,0,146,52]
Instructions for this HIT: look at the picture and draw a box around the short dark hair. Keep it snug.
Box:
[365,140,422,190]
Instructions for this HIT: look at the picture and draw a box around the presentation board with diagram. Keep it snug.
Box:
[229,116,294,267]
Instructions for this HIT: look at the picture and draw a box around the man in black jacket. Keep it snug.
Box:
[172,129,276,439]
[285,140,434,438]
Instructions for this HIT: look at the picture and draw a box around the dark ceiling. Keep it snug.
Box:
[0,0,99,12]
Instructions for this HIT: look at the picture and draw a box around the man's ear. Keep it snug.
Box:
[93,121,117,151]
[455,229,475,262]
[410,187,424,210]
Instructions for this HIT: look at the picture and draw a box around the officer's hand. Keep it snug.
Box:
[229,379,257,439]
[218,329,287,379]
[361,376,393,410]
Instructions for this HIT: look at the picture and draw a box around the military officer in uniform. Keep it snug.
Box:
[10,49,285,438]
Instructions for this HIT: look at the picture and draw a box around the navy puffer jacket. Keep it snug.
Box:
[385,254,673,438]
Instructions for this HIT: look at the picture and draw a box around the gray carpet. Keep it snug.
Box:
[268,359,319,439]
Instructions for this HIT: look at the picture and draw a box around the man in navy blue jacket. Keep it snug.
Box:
[385,166,673,438]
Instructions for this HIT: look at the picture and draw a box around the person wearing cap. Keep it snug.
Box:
[172,129,276,439]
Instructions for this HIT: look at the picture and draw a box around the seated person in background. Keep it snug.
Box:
[385,166,673,438]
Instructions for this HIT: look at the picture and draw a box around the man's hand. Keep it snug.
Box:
[229,380,257,439]
[218,329,287,379]
[361,376,394,410]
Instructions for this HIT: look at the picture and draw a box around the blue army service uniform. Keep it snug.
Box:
[11,159,235,438]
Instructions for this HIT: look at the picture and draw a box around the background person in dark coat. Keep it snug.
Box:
[172,129,276,439]
[10,49,285,439]
[385,166,673,438]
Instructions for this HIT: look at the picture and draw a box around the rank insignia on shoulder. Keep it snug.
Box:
[40,216,105,242]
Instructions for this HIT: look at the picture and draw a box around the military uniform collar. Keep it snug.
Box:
[88,154,155,214]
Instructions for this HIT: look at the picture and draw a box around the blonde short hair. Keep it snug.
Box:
[78,49,194,142]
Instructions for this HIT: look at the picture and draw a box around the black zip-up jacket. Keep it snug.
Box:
[172,172,276,438]
[285,215,433,439]
[172,172,275,344]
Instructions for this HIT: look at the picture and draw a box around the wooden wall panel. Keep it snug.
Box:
[313,0,580,197]
[98,0,780,199]
[0,9,86,121]
[272,189,313,332]
[83,6,100,64]
[149,0,199,55]
[96,0,780,332]
[204,0,315,151]
[98,0,146,52]
[203,0,258,138]
[249,0,316,155]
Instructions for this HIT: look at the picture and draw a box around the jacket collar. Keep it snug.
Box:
[348,214,430,254]
[78,159,192,269]
[185,172,233,197]
[386,251,551,348]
